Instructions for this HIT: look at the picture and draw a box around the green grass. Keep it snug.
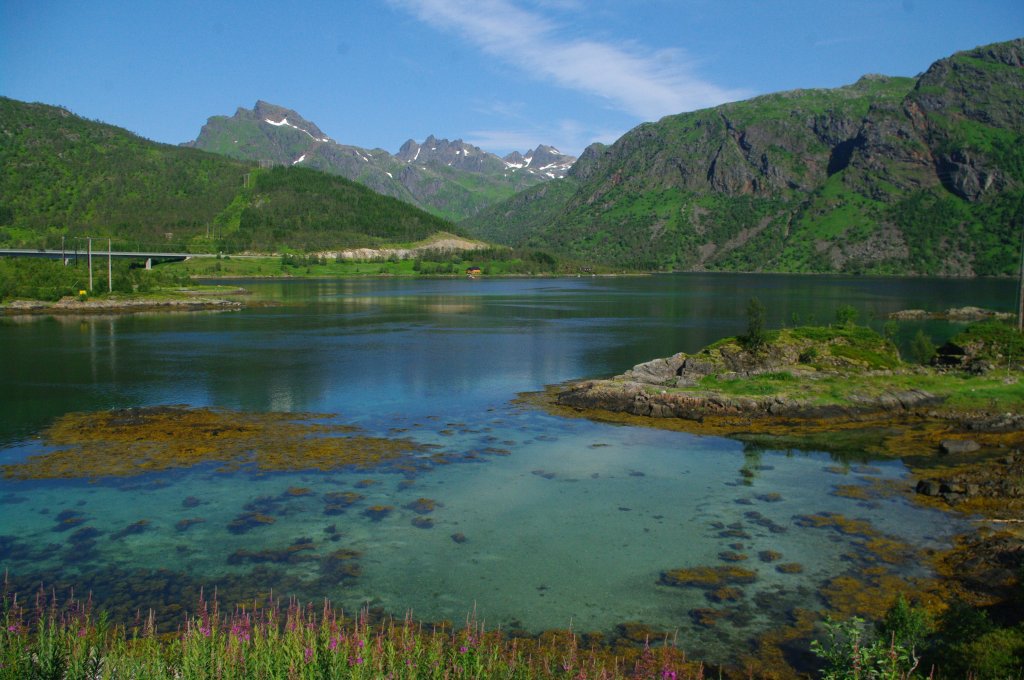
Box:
[175,253,574,279]
[664,323,1023,414]
[699,372,800,397]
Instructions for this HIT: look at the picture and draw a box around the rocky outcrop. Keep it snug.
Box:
[888,306,1014,322]
[557,378,939,421]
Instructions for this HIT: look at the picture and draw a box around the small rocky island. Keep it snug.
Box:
[557,321,1023,438]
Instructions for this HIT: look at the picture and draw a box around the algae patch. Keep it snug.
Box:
[2,406,427,480]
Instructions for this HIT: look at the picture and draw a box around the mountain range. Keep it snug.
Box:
[186,101,575,222]
[462,39,1024,276]
[1,39,1021,276]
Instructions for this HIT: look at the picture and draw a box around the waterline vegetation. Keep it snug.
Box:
[0,583,703,680]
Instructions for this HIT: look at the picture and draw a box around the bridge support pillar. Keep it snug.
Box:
[145,258,152,270]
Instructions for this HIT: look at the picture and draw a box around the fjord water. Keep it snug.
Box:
[0,274,1013,659]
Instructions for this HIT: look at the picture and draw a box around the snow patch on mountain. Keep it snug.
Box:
[263,116,330,142]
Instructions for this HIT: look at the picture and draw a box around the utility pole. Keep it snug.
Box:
[87,237,93,291]
[108,238,112,293]
[61,236,65,266]
[1017,218,1024,333]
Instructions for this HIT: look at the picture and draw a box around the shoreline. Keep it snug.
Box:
[546,330,1024,568]
[1,288,249,315]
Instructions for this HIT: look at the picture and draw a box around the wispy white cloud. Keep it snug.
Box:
[390,0,748,120]
[466,118,621,157]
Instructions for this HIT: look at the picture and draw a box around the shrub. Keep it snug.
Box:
[741,297,767,350]
[835,305,859,328]
[810,616,919,680]
[910,330,936,365]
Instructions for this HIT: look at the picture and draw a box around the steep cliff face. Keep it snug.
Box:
[463,40,1024,276]
[906,40,1024,201]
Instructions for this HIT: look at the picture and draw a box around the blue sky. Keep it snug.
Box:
[1,1,1021,157]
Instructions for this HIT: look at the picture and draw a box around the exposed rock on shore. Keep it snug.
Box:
[888,306,1014,322]
[558,378,940,421]
[2,292,245,315]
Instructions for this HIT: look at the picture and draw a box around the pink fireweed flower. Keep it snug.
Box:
[304,647,314,663]
[328,636,340,651]
[78,628,88,638]
[460,646,469,654]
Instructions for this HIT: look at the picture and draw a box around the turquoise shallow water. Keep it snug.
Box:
[0,273,1013,660]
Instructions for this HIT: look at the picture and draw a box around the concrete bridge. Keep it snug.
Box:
[0,248,208,263]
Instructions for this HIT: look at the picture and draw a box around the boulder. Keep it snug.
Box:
[620,353,686,385]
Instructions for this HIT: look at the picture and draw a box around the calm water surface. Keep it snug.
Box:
[0,273,1014,660]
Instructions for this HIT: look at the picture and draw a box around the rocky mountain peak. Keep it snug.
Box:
[502,145,576,179]
[395,135,503,174]
[252,101,331,142]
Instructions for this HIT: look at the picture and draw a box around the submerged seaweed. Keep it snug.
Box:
[2,406,427,480]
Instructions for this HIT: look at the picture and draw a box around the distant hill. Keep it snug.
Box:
[186,101,574,221]
[462,39,1024,276]
[0,97,457,253]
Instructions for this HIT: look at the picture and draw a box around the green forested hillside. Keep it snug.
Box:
[0,98,457,253]
[223,166,453,252]
[0,97,247,250]
[462,40,1024,276]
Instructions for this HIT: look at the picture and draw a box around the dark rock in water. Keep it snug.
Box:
[318,548,362,584]
[940,439,981,455]
[110,520,151,540]
[916,479,943,496]
[404,498,438,515]
[175,518,204,532]
[940,481,967,495]
[227,541,317,565]
[69,527,103,543]
[244,495,285,516]
[690,607,728,628]
[362,505,393,522]
[451,532,468,544]
[616,621,667,643]
[0,535,28,560]
[227,512,276,534]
